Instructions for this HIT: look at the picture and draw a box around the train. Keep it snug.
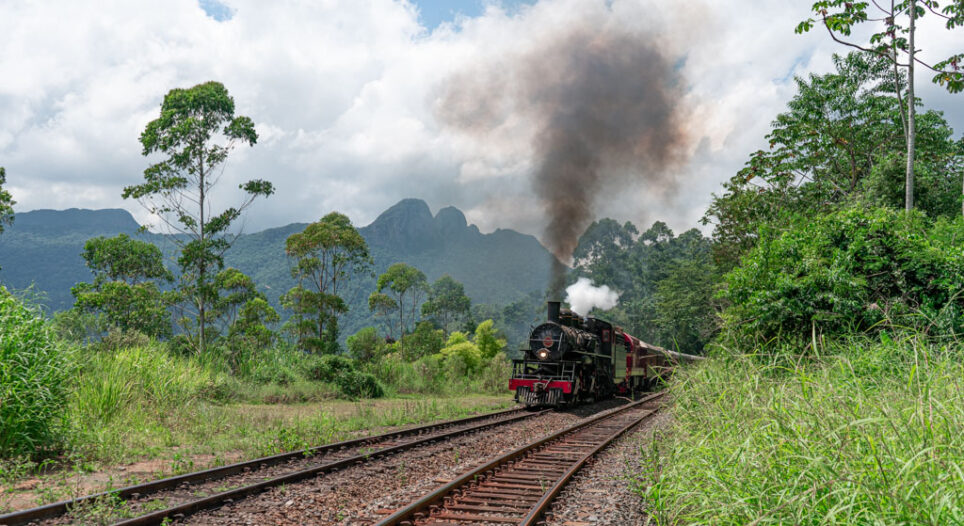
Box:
[509,301,702,407]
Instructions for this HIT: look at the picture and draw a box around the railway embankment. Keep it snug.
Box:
[634,336,964,524]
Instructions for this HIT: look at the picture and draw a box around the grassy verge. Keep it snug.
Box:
[0,394,512,512]
[636,335,964,524]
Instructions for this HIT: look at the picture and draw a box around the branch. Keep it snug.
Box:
[822,19,895,61]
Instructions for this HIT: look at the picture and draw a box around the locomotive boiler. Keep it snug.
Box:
[509,301,699,407]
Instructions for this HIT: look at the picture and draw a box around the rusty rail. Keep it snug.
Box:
[377,392,665,526]
[0,406,531,526]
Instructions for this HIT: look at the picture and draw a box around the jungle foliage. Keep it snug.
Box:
[703,52,964,270]
[722,207,964,345]
[570,219,719,353]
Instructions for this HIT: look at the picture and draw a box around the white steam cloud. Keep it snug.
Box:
[565,277,619,315]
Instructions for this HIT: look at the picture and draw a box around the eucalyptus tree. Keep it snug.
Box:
[0,167,15,272]
[421,275,471,334]
[797,0,964,211]
[282,212,372,354]
[369,263,427,348]
[123,81,274,354]
[0,167,13,236]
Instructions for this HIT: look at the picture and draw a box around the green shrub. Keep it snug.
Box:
[439,332,482,372]
[335,370,384,399]
[473,320,506,360]
[300,354,355,383]
[0,289,74,457]
[479,352,512,393]
[399,322,444,361]
[722,207,964,346]
[346,326,387,363]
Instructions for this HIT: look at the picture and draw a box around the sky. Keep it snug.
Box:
[1,0,962,244]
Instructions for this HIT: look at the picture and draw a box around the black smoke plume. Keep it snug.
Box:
[437,24,690,292]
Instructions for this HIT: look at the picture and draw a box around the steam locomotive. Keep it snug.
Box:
[509,301,699,407]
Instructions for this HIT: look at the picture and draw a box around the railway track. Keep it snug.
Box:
[0,406,540,526]
[376,392,665,526]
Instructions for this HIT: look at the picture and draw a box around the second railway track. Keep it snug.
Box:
[0,407,539,526]
[377,392,665,526]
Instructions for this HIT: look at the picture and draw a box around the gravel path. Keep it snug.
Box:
[181,399,631,525]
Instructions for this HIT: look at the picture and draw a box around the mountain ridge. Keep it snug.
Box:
[0,199,556,338]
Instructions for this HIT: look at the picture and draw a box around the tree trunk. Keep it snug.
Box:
[199,157,206,355]
[905,0,916,212]
[398,292,406,354]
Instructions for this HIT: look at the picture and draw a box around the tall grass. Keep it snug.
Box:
[364,353,511,396]
[637,335,964,524]
[70,344,229,424]
[0,290,73,457]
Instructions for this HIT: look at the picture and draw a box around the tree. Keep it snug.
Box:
[0,167,14,236]
[420,275,471,333]
[702,52,963,269]
[346,326,387,363]
[71,234,173,338]
[0,167,15,271]
[572,218,638,292]
[212,267,263,333]
[282,212,371,354]
[122,81,274,354]
[370,263,427,352]
[797,1,964,211]
[400,321,445,361]
[368,292,399,340]
[473,319,506,360]
[81,234,170,284]
[226,297,280,360]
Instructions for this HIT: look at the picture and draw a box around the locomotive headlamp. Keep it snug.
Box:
[536,348,550,360]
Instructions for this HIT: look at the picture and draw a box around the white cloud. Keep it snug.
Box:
[0,0,961,243]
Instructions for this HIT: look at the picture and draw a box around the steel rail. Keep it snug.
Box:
[0,406,527,526]
[517,405,657,525]
[112,408,546,526]
[376,392,665,526]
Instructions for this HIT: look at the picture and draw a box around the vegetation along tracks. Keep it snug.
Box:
[0,407,541,526]
[376,392,665,526]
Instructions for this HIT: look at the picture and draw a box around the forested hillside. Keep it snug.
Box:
[0,198,555,339]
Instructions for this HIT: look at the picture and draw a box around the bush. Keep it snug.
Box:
[400,322,444,361]
[721,207,964,346]
[474,320,506,360]
[335,370,384,399]
[0,290,74,457]
[300,354,355,383]
[439,331,482,372]
[346,326,386,363]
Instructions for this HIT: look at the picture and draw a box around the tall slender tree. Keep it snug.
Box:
[370,263,427,352]
[0,168,13,235]
[123,81,274,354]
[797,0,964,211]
[282,212,371,354]
[421,275,471,334]
[0,167,15,272]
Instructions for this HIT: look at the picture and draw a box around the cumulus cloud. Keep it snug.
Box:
[0,0,961,240]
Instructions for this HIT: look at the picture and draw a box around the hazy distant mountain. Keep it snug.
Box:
[0,199,556,337]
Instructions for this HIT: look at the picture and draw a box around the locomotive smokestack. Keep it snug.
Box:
[547,301,561,323]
